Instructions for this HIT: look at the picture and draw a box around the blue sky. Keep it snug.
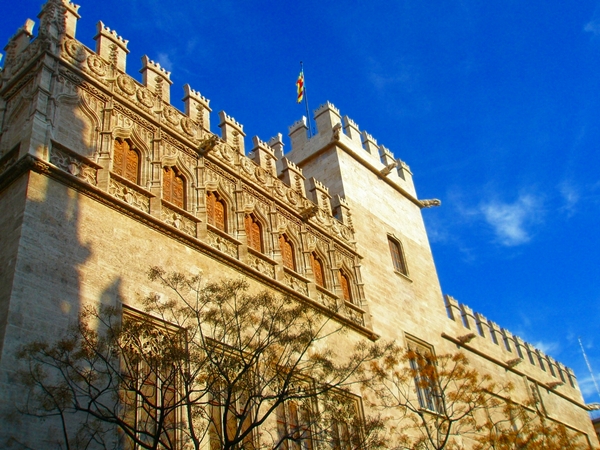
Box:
[2,1,600,403]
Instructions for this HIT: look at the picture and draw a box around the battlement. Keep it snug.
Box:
[285,103,417,200]
[444,295,578,390]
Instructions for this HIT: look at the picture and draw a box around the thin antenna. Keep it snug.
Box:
[579,337,600,399]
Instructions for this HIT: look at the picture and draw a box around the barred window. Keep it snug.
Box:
[113,138,139,184]
[388,236,408,276]
[163,166,185,209]
[245,214,262,252]
[207,191,227,232]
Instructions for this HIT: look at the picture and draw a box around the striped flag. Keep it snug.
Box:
[296,70,304,103]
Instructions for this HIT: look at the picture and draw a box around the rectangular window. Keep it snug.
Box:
[388,236,408,275]
[120,308,180,449]
[209,387,254,450]
[406,338,441,413]
[276,400,314,450]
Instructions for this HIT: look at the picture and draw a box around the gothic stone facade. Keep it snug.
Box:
[0,1,597,448]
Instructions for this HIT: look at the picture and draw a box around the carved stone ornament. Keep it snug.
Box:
[254,166,267,184]
[241,157,254,176]
[219,143,233,162]
[117,74,136,95]
[274,180,286,198]
[286,189,300,205]
[163,106,180,125]
[420,198,441,208]
[64,39,87,62]
[136,87,155,108]
[180,117,197,137]
[86,55,107,77]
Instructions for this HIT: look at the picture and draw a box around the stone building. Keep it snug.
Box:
[0,0,597,448]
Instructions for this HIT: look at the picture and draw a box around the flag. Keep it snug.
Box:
[296,70,304,103]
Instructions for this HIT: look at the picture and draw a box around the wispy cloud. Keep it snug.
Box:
[585,20,600,36]
[479,194,543,246]
[156,52,173,72]
[558,180,579,217]
[533,340,560,356]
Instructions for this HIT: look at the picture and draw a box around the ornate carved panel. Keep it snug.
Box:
[206,230,238,258]
[50,147,98,186]
[161,204,196,237]
[108,178,150,213]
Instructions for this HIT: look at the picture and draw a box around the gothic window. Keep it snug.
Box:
[113,138,140,184]
[406,340,441,413]
[120,309,179,449]
[162,166,185,209]
[207,191,227,232]
[279,235,296,271]
[339,270,352,303]
[245,214,262,252]
[327,392,364,450]
[310,252,326,288]
[276,401,314,450]
[388,236,408,276]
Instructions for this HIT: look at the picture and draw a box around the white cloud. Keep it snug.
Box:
[585,20,600,36]
[533,340,560,356]
[156,52,173,72]
[558,181,579,217]
[479,194,542,246]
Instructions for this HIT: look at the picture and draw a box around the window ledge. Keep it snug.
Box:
[161,199,199,222]
[394,270,412,282]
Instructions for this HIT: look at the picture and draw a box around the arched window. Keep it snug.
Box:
[113,138,139,184]
[279,235,295,271]
[245,214,262,252]
[207,191,226,232]
[388,236,408,276]
[162,166,185,209]
[310,252,326,288]
[339,270,352,303]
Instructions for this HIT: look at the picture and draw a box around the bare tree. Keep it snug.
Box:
[473,391,589,450]
[14,268,389,450]
[369,349,509,450]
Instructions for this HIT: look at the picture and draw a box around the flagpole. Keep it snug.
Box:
[300,61,313,137]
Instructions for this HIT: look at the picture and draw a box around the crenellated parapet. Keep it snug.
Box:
[140,55,172,103]
[444,295,578,391]
[218,111,246,155]
[285,102,419,202]
[94,21,128,72]
[0,1,368,333]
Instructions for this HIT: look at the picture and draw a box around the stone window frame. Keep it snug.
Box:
[387,234,409,277]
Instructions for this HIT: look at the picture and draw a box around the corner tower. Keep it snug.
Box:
[285,102,445,342]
